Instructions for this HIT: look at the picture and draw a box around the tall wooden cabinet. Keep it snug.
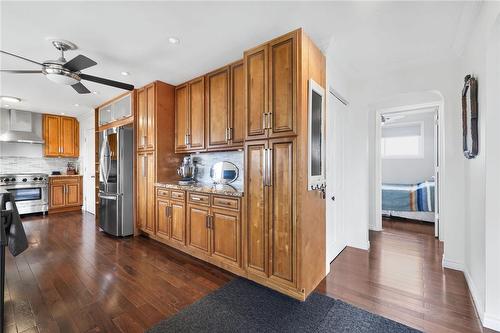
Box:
[136,81,180,235]
[244,29,326,300]
[43,114,79,157]
[175,77,205,152]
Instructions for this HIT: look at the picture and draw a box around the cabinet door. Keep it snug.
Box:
[136,152,148,231]
[50,184,65,208]
[60,117,78,157]
[211,208,240,267]
[65,182,81,206]
[43,115,60,157]
[187,204,210,253]
[230,60,245,146]
[269,138,296,286]
[156,199,170,240]
[137,151,155,233]
[137,87,148,150]
[170,200,186,245]
[188,77,205,150]
[146,151,156,233]
[244,141,268,276]
[145,83,156,150]
[175,84,189,151]
[207,67,230,148]
[244,45,268,140]
[269,33,297,137]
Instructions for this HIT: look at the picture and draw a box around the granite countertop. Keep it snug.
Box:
[49,174,82,177]
[155,181,244,197]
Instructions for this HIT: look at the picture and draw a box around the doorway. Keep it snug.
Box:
[374,105,440,237]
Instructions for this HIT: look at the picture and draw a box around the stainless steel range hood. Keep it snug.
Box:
[0,110,45,144]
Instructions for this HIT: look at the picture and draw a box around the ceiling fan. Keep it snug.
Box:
[0,40,134,94]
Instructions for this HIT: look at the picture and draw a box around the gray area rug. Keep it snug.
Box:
[147,278,421,333]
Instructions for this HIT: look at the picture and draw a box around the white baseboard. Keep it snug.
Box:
[441,257,464,271]
[484,312,500,331]
[369,224,383,231]
[348,240,370,251]
[463,269,485,322]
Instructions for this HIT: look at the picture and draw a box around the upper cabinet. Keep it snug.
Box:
[175,77,205,152]
[245,30,298,141]
[97,92,133,128]
[137,84,156,151]
[175,60,245,153]
[43,114,79,158]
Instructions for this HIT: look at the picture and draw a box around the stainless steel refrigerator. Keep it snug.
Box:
[98,124,134,236]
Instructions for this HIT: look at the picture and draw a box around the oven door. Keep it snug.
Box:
[3,184,48,214]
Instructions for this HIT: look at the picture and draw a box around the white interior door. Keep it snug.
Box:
[326,93,347,266]
[84,127,95,214]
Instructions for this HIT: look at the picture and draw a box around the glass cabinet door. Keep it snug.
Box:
[308,79,326,190]
[98,93,132,126]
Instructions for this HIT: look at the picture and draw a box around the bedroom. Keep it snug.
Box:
[380,107,439,236]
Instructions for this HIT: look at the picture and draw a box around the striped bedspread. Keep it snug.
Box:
[382,181,435,212]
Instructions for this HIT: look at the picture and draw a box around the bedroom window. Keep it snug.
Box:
[381,121,424,159]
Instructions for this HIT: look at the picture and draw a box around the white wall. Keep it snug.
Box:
[325,45,370,269]
[382,112,435,184]
[459,3,500,329]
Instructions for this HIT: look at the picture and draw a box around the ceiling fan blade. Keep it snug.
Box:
[0,70,42,74]
[63,54,97,72]
[71,82,91,94]
[80,73,134,91]
[0,50,42,66]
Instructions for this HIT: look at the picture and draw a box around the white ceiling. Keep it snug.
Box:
[0,1,478,117]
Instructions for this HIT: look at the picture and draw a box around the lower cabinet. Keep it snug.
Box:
[49,176,83,213]
[155,189,186,246]
[154,187,242,271]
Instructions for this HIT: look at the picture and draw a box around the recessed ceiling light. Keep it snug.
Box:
[61,112,65,115]
[74,103,79,107]
[0,96,21,103]
[168,37,180,45]
[121,71,129,76]
[92,91,99,95]
[4,104,10,108]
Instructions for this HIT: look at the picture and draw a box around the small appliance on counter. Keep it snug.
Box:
[177,156,196,185]
[66,162,77,175]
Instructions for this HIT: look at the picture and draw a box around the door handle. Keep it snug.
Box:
[267,148,272,187]
[331,196,335,201]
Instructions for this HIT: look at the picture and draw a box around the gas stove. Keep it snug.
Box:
[0,173,48,215]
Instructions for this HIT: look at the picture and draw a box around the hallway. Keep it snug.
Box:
[317,219,489,332]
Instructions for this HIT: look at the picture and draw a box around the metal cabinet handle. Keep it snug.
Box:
[165,206,169,217]
[229,128,233,140]
[268,112,273,130]
[191,197,201,201]
[205,214,210,228]
[263,148,268,187]
[209,215,213,230]
[143,135,147,146]
[262,113,267,130]
[267,148,272,187]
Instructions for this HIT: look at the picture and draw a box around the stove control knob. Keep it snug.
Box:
[33,177,38,181]
[22,178,27,182]
[10,178,16,181]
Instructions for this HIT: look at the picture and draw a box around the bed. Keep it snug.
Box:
[382,181,436,223]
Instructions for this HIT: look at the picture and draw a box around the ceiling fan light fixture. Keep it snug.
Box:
[0,96,21,103]
[168,37,180,45]
[120,71,129,76]
[43,65,80,85]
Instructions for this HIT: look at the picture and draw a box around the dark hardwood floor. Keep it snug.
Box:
[3,213,492,332]
[317,218,492,333]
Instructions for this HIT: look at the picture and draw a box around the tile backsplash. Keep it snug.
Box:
[190,150,244,191]
[0,156,79,175]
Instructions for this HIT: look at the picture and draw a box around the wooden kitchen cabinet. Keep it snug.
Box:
[205,60,245,150]
[244,138,296,287]
[49,176,83,213]
[43,114,79,157]
[137,151,155,234]
[175,77,205,152]
[244,30,298,141]
[211,207,240,267]
[137,83,156,151]
[155,189,186,245]
[187,203,211,253]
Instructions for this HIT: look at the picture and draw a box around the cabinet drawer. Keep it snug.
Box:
[212,196,239,210]
[50,176,81,184]
[188,192,210,205]
[171,190,185,201]
[157,188,170,198]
